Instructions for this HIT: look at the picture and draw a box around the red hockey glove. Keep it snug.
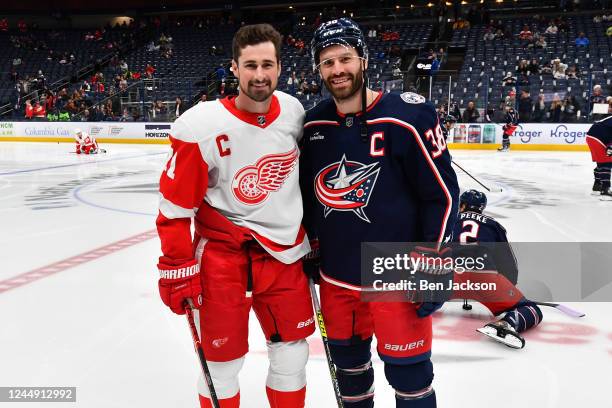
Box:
[158,259,202,315]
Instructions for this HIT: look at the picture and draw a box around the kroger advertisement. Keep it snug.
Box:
[449,123,590,146]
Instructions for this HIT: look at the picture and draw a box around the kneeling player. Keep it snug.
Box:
[498,106,519,152]
[586,115,612,200]
[74,128,100,154]
[452,190,543,348]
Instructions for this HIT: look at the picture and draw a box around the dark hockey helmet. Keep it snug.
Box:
[444,114,458,124]
[311,18,368,71]
[460,189,487,212]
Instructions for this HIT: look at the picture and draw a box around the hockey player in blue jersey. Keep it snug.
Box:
[586,115,612,200]
[300,18,459,408]
[452,190,543,348]
[440,114,457,141]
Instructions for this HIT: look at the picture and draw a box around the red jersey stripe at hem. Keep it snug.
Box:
[250,225,306,253]
[367,117,453,245]
[320,271,380,292]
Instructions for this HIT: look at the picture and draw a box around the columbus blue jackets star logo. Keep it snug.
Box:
[314,155,380,222]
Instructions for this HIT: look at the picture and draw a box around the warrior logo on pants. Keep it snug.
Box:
[231,148,298,205]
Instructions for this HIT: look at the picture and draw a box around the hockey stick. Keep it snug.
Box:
[533,301,585,318]
[451,160,503,193]
[309,279,345,408]
[184,302,221,408]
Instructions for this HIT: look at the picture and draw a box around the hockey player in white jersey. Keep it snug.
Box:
[74,128,101,154]
[156,24,314,408]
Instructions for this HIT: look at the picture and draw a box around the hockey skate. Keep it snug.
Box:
[601,187,612,201]
[497,143,510,152]
[592,181,602,195]
[476,320,525,349]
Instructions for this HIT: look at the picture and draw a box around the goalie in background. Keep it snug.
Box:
[74,128,102,154]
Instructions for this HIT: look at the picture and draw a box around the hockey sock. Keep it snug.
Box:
[385,361,436,408]
[266,386,306,408]
[596,164,612,190]
[329,341,375,408]
[198,392,240,408]
[502,303,543,333]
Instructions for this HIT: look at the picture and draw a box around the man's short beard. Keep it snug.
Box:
[323,69,364,102]
[239,80,275,102]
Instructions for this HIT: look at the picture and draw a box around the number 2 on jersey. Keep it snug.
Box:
[459,220,480,243]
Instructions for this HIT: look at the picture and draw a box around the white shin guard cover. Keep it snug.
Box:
[266,339,309,392]
[197,357,245,399]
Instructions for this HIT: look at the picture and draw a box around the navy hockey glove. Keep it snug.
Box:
[409,246,454,318]
[303,239,321,284]
[416,302,445,318]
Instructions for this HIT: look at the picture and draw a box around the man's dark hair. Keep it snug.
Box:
[232,24,282,63]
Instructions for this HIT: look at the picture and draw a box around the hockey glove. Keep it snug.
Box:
[302,239,321,284]
[606,144,612,157]
[408,246,454,318]
[158,258,202,315]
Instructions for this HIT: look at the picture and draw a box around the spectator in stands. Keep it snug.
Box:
[215,64,227,81]
[483,28,495,41]
[529,33,547,49]
[519,25,534,41]
[198,93,208,104]
[24,99,34,119]
[119,60,128,73]
[566,64,579,79]
[591,84,607,104]
[552,58,567,79]
[449,101,462,122]
[549,93,562,122]
[532,93,546,122]
[33,100,46,120]
[503,72,517,87]
[287,72,298,94]
[518,90,533,122]
[18,19,27,32]
[145,64,156,78]
[119,76,128,91]
[517,60,529,76]
[120,108,134,122]
[462,101,480,122]
[575,32,589,47]
[607,25,612,36]
[562,95,580,122]
[0,18,8,32]
[528,58,540,75]
[173,97,186,119]
[452,18,470,30]
[545,22,558,35]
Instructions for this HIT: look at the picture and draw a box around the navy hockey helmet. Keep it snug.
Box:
[444,114,458,124]
[311,18,368,71]
[460,189,487,212]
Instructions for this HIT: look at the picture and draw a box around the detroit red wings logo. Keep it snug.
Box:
[315,155,380,222]
[232,148,298,205]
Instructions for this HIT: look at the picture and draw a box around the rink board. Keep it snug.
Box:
[0,121,593,151]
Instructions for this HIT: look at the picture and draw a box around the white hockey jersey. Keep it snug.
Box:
[157,91,310,264]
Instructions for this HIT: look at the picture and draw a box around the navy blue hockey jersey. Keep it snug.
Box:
[452,210,518,283]
[587,115,612,145]
[300,92,460,289]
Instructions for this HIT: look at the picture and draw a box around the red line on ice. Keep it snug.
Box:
[0,230,157,294]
